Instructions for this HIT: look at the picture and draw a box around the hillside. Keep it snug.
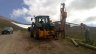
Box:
[0,16,25,31]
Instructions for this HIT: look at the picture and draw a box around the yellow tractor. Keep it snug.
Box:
[28,16,57,39]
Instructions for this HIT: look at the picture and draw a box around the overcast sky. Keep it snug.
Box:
[0,0,96,27]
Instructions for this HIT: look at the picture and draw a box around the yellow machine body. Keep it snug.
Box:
[38,29,55,38]
[29,16,57,39]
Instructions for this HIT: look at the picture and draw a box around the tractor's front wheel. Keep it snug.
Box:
[30,32,34,38]
[33,32,39,40]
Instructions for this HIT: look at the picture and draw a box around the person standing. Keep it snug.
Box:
[80,23,93,44]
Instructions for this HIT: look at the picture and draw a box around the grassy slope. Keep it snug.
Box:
[0,16,25,31]
[66,26,96,46]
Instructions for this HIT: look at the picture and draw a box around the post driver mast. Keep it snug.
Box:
[60,3,67,38]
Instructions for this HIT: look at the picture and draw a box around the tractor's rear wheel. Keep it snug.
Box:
[53,32,58,40]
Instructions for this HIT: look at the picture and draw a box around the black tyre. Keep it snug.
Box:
[33,33,36,39]
[4,31,7,34]
[53,32,58,40]
[1,31,4,34]
[7,31,10,34]
[30,32,34,38]
[33,32,39,40]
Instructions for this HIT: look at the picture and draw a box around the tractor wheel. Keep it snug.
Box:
[33,33,36,39]
[30,32,34,38]
[53,32,58,40]
[4,31,8,34]
[7,31,10,34]
[33,32,39,40]
[1,31,4,34]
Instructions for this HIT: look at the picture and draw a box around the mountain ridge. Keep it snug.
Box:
[0,16,25,31]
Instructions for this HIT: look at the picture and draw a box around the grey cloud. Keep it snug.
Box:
[11,0,66,22]
[71,18,82,24]
[23,0,66,19]
[69,0,96,10]
[84,16,96,22]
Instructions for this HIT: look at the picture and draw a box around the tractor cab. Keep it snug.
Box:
[32,16,53,28]
[35,16,50,24]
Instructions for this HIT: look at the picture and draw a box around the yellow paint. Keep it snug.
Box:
[38,29,55,38]
[39,30,43,37]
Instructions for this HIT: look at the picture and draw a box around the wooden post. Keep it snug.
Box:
[70,38,79,47]
[78,41,96,50]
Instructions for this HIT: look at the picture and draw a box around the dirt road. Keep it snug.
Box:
[0,31,95,54]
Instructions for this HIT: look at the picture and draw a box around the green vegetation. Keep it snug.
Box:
[66,26,96,46]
